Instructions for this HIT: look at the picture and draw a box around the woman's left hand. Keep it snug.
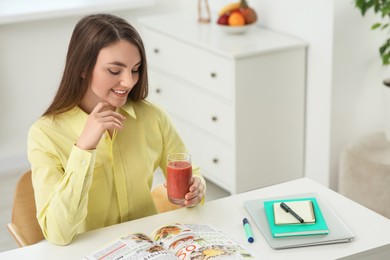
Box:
[184,177,205,207]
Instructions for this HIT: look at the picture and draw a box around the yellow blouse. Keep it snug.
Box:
[28,100,202,245]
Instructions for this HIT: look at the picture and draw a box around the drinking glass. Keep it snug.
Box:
[166,153,193,205]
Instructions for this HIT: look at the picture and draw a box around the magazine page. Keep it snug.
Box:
[151,223,254,260]
[83,233,177,260]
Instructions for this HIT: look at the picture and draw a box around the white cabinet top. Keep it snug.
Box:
[138,13,307,59]
[0,0,155,25]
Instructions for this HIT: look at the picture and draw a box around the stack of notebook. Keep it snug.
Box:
[244,193,355,249]
[264,197,329,238]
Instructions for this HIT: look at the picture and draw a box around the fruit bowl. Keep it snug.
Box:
[217,23,256,35]
[216,0,258,35]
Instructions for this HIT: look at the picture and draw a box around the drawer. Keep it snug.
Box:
[171,116,235,191]
[148,70,234,144]
[142,28,234,100]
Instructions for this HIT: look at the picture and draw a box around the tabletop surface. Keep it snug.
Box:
[1,177,389,259]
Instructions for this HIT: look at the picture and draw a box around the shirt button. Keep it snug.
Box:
[102,133,106,139]
[81,160,87,166]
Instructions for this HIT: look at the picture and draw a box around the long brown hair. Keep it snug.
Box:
[43,13,148,116]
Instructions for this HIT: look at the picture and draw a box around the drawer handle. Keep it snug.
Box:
[212,158,219,164]
[211,116,218,122]
[153,48,160,54]
[210,72,217,78]
[155,88,161,94]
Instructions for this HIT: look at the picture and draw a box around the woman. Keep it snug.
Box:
[28,13,206,245]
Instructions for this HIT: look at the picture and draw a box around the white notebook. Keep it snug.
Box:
[273,200,315,225]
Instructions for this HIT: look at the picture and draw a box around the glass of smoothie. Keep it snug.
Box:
[167,153,193,206]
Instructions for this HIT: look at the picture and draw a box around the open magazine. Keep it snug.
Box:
[83,223,254,260]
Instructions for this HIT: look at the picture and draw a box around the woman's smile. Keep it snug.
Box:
[112,88,129,97]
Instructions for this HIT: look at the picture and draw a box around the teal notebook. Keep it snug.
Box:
[264,197,330,238]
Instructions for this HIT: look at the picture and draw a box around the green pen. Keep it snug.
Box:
[243,218,254,243]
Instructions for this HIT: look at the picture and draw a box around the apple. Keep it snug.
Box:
[217,13,230,25]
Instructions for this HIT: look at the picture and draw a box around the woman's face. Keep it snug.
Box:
[80,40,141,113]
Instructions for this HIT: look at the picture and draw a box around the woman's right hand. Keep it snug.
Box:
[76,102,126,150]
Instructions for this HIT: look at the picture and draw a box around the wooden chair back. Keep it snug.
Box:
[151,184,180,213]
[7,170,44,247]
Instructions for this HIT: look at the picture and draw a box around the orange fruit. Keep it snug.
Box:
[228,12,245,26]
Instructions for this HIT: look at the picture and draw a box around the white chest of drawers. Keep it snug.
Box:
[138,14,307,194]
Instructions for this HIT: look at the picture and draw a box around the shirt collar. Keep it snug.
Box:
[119,101,137,119]
[66,106,88,136]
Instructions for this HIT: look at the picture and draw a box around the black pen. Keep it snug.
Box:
[280,202,304,223]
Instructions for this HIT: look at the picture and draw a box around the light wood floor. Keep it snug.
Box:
[0,168,229,253]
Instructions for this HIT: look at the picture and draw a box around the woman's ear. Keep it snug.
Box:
[81,71,86,78]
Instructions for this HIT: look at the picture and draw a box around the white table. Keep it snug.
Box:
[1,178,389,259]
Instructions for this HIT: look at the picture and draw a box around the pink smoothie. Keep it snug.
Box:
[167,161,192,205]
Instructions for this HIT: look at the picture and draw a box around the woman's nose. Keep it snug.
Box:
[120,72,133,87]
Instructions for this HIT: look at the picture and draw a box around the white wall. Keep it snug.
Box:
[0,18,69,170]
[247,0,387,190]
[236,0,335,187]
[0,0,180,172]
[331,1,388,188]
[249,0,386,190]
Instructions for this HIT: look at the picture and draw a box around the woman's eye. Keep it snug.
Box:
[108,69,120,75]
[132,69,140,74]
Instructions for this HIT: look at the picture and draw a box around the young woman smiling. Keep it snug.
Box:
[27,13,206,245]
